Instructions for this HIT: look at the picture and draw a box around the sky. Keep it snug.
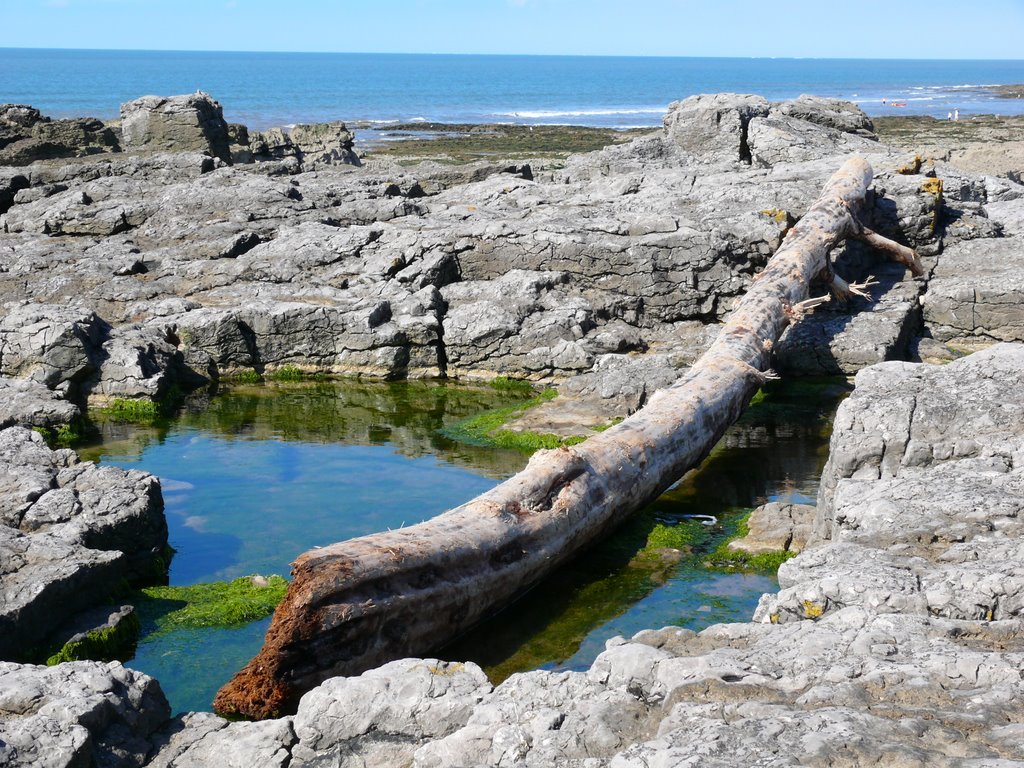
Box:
[2,0,1023,59]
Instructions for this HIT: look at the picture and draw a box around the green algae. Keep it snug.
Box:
[136,575,289,633]
[94,385,187,426]
[224,369,263,384]
[267,365,326,382]
[363,122,654,163]
[104,398,162,423]
[441,387,587,454]
[489,376,538,396]
[708,548,798,572]
[32,420,86,448]
[46,612,141,666]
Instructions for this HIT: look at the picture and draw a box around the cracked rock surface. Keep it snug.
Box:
[0,427,166,659]
[0,92,953,419]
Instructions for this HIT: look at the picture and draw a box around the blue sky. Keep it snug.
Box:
[2,0,1023,59]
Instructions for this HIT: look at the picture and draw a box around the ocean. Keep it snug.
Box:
[2,48,1024,131]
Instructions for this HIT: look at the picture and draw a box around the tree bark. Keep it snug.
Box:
[214,157,882,719]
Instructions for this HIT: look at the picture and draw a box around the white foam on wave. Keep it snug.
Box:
[491,107,665,119]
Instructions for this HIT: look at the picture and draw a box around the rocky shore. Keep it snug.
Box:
[2,90,1024,765]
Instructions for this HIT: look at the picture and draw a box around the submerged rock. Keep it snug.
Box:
[727,501,815,555]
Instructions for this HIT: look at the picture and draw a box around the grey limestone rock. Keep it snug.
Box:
[0,426,166,657]
[291,659,490,767]
[146,712,296,768]
[0,304,104,390]
[288,121,360,169]
[746,112,881,168]
[0,168,30,213]
[0,524,125,660]
[776,262,923,375]
[0,103,119,167]
[414,667,652,768]
[776,94,878,139]
[0,376,80,429]
[141,659,490,768]
[441,270,595,379]
[0,89,964,393]
[922,235,1024,344]
[80,324,190,406]
[120,92,231,162]
[663,93,770,164]
[0,660,170,768]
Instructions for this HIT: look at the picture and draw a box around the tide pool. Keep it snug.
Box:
[80,377,843,713]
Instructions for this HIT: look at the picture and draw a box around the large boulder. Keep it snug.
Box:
[245,121,360,170]
[776,95,877,138]
[120,92,231,162]
[662,93,770,164]
[0,304,104,392]
[289,121,360,169]
[922,235,1024,345]
[0,377,80,430]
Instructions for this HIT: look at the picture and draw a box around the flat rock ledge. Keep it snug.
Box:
[3,344,1023,767]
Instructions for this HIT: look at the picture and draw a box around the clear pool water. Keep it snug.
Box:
[79,377,844,713]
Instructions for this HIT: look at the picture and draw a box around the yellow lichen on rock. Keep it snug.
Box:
[427,661,465,676]
[896,154,923,175]
[919,177,944,234]
[919,177,944,196]
[760,208,790,224]
[802,600,825,619]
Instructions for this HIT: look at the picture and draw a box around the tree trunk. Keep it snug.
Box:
[214,157,883,719]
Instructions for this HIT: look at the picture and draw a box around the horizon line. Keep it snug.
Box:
[2,45,1024,63]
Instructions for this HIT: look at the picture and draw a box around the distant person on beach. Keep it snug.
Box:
[947,111,953,120]
[954,109,960,121]
[882,98,887,105]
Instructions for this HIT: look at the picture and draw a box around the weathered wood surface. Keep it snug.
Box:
[215,156,887,719]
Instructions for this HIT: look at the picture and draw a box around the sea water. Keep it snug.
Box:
[3,48,1024,129]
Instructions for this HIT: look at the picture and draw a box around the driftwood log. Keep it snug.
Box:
[214,156,915,719]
